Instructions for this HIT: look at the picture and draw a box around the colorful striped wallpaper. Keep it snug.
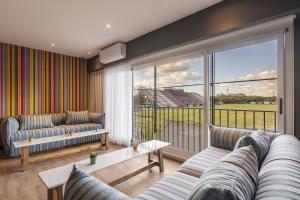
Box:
[0,42,88,119]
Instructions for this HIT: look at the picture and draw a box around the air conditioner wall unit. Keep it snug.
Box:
[99,42,126,64]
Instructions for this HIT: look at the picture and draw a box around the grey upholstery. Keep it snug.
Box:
[0,117,19,154]
[51,113,66,126]
[19,114,54,130]
[62,127,300,200]
[178,146,230,177]
[65,165,132,200]
[89,112,105,126]
[66,110,89,125]
[210,125,253,150]
[0,112,105,157]
[188,146,258,200]
[255,135,300,200]
[10,126,66,157]
[135,172,199,200]
[234,131,270,167]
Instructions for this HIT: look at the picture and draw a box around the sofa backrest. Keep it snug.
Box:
[50,113,66,126]
[255,134,300,199]
[210,125,254,150]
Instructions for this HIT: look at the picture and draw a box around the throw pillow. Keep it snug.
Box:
[66,110,89,125]
[234,131,270,167]
[65,165,132,200]
[19,114,54,130]
[188,146,258,200]
[88,112,105,124]
[210,125,253,150]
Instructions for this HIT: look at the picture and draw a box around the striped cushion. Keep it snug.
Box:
[210,125,253,150]
[0,117,19,154]
[65,165,132,200]
[66,110,89,125]
[89,112,105,124]
[255,135,300,200]
[10,126,66,157]
[19,114,54,130]
[51,113,66,125]
[234,131,270,167]
[135,172,199,200]
[188,146,258,200]
[265,131,283,143]
[59,123,103,133]
[178,147,230,177]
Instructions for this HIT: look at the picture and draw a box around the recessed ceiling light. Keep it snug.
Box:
[50,43,55,47]
[106,24,111,28]
[88,51,91,55]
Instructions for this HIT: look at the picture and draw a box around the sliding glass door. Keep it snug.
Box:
[209,38,283,133]
[132,33,287,154]
[133,55,206,153]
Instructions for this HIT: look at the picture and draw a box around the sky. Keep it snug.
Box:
[133,40,278,97]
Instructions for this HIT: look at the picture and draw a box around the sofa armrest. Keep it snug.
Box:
[89,112,105,128]
[0,117,19,149]
[65,165,132,200]
[210,125,254,150]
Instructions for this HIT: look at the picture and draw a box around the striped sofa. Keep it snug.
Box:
[64,126,300,200]
[0,112,105,157]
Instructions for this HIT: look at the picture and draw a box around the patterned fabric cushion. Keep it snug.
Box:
[51,113,66,125]
[255,135,300,200]
[65,165,132,200]
[234,131,270,167]
[10,126,66,157]
[210,125,253,150]
[0,117,19,154]
[265,131,283,143]
[178,146,230,177]
[66,110,89,125]
[188,146,258,200]
[59,123,103,133]
[136,172,199,200]
[59,123,104,146]
[19,114,54,130]
[89,112,105,124]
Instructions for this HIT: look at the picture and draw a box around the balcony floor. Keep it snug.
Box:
[0,142,181,200]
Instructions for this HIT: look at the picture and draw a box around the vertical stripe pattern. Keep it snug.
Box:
[0,42,88,119]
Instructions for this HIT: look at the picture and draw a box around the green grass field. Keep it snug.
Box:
[134,104,277,139]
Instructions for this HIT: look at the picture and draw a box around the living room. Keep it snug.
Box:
[0,0,300,200]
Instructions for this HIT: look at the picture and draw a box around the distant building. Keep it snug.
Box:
[138,88,204,107]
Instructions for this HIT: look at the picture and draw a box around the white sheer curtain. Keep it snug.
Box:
[104,64,132,146]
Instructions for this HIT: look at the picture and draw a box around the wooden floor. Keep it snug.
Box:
[0,142,181,200]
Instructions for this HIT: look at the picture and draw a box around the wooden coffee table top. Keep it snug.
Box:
[13,129,109,148]
[38,140,170,189]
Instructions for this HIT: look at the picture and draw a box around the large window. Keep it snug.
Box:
[210,40,279,132]
[133,56,205,152]
[133,33,288,153]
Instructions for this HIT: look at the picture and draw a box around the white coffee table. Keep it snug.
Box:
[38,140,170,200]
[13,129,109,171]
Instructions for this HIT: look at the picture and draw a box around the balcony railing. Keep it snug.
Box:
[133,106,277,153]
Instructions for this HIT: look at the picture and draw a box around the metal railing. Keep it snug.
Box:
[133,106,277,153]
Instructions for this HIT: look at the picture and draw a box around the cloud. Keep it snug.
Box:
[157,71,202,87]
[216,80,277,97]
[136,57,203,88]
[216,69,277,96]
[240,69,277,81]
[143,57,203,77]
